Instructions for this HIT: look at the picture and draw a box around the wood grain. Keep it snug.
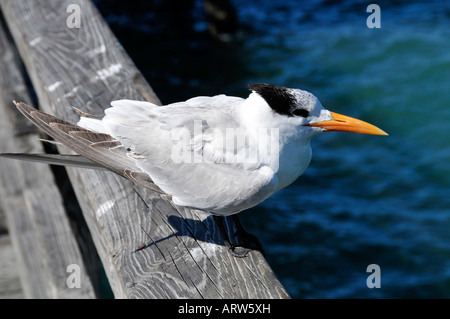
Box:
[0,235,24,298]
[0,0,289,298]
[0,16,95,298]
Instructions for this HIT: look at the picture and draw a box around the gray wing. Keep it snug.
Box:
[13,102,163,193]
[102,96,279,215]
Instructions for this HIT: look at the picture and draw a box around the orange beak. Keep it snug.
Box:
[307,112,388,136]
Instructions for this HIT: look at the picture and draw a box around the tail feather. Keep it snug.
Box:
[0,153,106,170]
[77,117,107,133]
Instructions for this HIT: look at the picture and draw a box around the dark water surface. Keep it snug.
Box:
[93,0,450,298]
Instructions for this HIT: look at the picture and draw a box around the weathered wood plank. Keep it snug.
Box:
[0,235,24,299]
[0,0,289,298]
[0,16,96,298]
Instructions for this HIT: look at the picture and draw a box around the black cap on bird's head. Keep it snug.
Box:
[248,83,311,118]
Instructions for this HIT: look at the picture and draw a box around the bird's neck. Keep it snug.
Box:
[239,93,313,190]
[276,140,312,191]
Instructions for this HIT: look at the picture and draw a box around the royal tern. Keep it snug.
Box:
[1,83,387,256]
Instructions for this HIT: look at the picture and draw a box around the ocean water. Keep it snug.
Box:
[94,0,450,298]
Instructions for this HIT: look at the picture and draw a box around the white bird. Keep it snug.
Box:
[1,83,387,256]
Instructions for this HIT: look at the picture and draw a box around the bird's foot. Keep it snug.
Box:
[228,231,265,258]
[213,215,265,258]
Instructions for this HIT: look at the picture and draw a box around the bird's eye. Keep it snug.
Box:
[292,109,309,118]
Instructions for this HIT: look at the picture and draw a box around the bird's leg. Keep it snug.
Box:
[213,215,234,251]
[213,215,265,258]
[231,215,265,257]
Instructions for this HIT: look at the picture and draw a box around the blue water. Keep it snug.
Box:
[94,0,450,298]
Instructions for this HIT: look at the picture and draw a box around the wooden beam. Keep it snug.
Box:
[0,14,95,298]
[0,235,23,298]
[0,0,289,298]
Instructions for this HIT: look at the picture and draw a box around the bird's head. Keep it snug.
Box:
[248,83,388,138]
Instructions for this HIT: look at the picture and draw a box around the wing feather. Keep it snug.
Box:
[14,102,162,193]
